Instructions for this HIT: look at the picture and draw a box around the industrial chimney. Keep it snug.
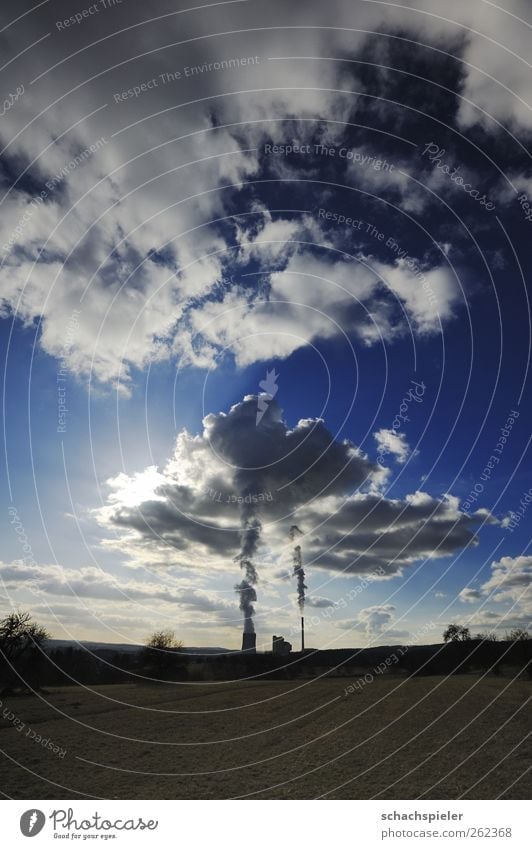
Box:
[241,632,257,653]
[301,616,305,652]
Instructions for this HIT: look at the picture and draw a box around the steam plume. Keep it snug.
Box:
[289,524,307,611]
[235,500,262,633]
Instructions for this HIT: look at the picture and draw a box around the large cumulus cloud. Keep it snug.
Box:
[98,396,375,564]
[98,397,487,582]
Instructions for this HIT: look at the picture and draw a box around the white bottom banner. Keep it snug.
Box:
[1,800,529,848]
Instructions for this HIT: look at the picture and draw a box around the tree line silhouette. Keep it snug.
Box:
[1,610,530,693]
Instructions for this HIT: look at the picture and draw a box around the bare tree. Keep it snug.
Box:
[143,630,184,679]
[0,611,50,693]
[443,624,471,642]
[507,628,530,642]
[475,631,498,642]
[146,630,183,651]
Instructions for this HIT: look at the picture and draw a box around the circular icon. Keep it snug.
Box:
[20,810,46,837]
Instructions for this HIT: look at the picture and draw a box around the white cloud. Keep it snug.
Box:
[306,596,335,608]
[481,556,532,610]
[360,604,396,636]
[176,243,462,370]
[0,560,238,629]
[337,604,397,637]
[374,428,413,464]
[459,587,482,603]
[458,556,531,628]
[0,0,488,390]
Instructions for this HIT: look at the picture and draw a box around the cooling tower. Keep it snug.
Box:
[241,632,257,653]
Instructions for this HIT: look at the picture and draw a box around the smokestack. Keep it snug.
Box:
[289,526,307,651]
[241,632,256,653]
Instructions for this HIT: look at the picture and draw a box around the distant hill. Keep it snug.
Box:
[45,639,232,655]
[44,639,446,656]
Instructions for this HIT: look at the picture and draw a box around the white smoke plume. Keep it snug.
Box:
[289,525,307,612]
[235,508,261,634]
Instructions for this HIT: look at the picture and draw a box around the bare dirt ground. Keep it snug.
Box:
[1,674,530,799]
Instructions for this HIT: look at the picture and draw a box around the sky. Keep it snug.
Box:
[0,0,531,650]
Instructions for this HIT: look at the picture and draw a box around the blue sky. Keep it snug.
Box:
[0,0,530,648]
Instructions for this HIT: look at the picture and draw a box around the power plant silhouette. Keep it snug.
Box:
[241,616,305,654]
